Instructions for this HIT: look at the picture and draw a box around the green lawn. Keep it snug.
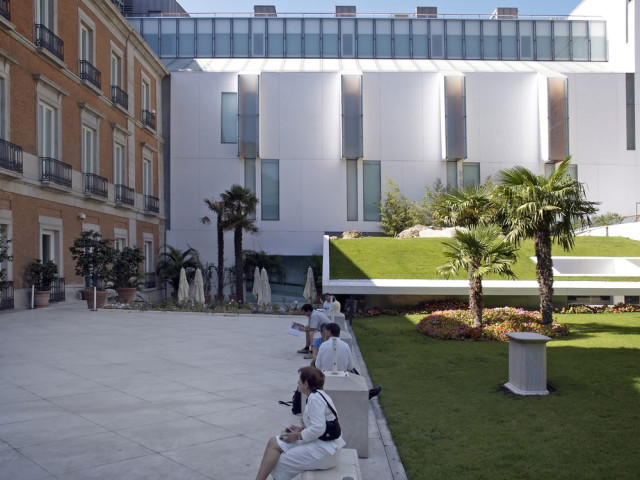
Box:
[353,313,640,480]
[330,236,640,282]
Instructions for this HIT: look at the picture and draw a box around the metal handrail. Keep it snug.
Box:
[111,85,129,109]
[115,184,135,206]
[79,60,101,89]
[142,109,156,129]
[0,139,23,174]
[84,173,108,197]
[41,157,72,187]
[35,24,64,61]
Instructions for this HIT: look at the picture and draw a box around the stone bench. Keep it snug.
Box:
[299,448,361,480]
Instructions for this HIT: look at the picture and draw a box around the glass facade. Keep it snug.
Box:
[128,17,607,62]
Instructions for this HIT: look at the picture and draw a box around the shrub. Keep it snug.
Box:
[416,307,570,342]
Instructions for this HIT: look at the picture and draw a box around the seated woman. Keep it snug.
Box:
[255,366,345,480]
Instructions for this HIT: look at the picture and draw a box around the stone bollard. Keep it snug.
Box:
[323,371,369,458]
[504,332,551,395]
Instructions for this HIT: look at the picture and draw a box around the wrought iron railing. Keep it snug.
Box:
[142,109,156,130]
[35,24,64,61]
[41,157,72,188]
[0,281,14,310]
[84,173,108,198]
[0,0,10,22]
[111,0,124,13]
[0,139,23,174]
[50,277,65,303]
[115,184,135,206]
[144,272,156,288]
[111,85,128,109]
[144,195,159,213]
[79,60,101,89]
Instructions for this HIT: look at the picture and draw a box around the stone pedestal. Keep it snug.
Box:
[504,332,551,396]
[323,371,369,458]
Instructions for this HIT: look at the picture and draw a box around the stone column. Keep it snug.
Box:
[504,332,551,395]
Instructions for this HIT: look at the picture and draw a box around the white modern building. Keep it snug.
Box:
[127,0,639,297]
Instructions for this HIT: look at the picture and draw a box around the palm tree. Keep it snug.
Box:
[432,184,496,228]
[221,185,259,302]
[201,197,226,300]
[156,245,201,295]
[438,225,518,327]
[495,157,598,324]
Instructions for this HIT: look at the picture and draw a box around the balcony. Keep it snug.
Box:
[0,281,13,310]
[0,0,10,22]
[115,184,135,206]
[142,109,156,130]
[41,157,72,188]
[111,85,128,110]
[35,24,64,61]
[0,139,23,174]
[84,173,108,198]
[144,194,159,213]
[79,60,101,89]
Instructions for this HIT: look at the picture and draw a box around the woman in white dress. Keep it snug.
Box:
[255,366,345,480]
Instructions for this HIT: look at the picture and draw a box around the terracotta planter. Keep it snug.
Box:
[214,294,224,302]
[228,294,238,302]
[204,294,211,304]
[34,289,51,308]
[83,289,108,309]
[116,287,137,303]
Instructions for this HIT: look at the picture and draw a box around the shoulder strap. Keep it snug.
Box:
[315,391,338,417]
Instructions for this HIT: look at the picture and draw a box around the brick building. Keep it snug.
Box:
[0,0,168,308]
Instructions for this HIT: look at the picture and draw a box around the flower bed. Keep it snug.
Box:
[416,307,570,342]
[556,302,640,314]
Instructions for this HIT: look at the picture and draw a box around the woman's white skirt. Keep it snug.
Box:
[271,435,346,480]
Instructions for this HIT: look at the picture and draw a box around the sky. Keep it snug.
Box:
[176,1,584,17]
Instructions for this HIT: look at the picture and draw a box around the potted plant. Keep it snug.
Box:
[109,246,145,303]
[69,230,116,309]
[225,265,238,302]
[28,259,58,308]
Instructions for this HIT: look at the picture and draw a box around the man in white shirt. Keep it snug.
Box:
[297,303,330,358]
[315,323,381,399]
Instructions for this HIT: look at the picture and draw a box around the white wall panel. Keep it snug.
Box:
[260,73,281,159]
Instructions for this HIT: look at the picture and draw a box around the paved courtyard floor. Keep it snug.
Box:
[0,302,406,480]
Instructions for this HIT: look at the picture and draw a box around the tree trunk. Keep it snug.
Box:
[216,214,224,299]
[469,271,483,328]
[234,226,244,303]
[534,230,554,325]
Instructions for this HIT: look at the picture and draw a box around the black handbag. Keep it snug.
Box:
[316,391,341,441]
[278,390,302,415]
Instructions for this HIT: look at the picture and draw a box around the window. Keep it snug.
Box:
[36,0,55,30]
[446,161,458,189]
[548,77,569,161]
[245,158,256,219]
[80,23,93,63]
[462,162,480,187]
[143,235,154,283]
[346,159,358,221]
[238,75,259,158]
[444,76,467,160]
[363,161,381,221]
[114,143,125,185]
[0,219,11,283]
[141,78,150,115]
[0,75,6,140]
[221,92,238,143]
[82,126,97,174]
[111,52,122,88]
[34,75,66,161]
[261,159,279,220]
[143,157,152,196]
[341,75,362,159]
[38,102,56,158]
[544,162,555,178]
[627,73,636,150]
[114,228,127,251]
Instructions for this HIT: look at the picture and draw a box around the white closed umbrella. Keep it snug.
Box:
[303,266,317,304]
[193,268,205,304]
[260,267,271,305]
[177,267,189,302]
[252,266,262,303]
